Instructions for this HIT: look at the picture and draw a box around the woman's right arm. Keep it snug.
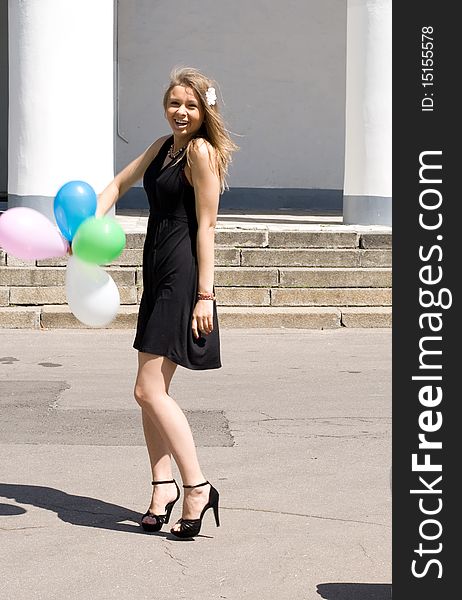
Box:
[96,135,170,217]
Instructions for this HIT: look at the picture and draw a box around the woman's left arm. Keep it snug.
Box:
[190,140,221,339]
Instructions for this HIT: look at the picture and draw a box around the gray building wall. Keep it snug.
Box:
[0,0,7,200]
[116,0,347,211]
[1,1,347,211]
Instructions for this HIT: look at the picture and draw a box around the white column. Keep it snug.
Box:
[8,0,114,222]
[343,0,392,225]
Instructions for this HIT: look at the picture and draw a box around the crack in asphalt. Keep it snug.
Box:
[257,412,391,423]
[163,543,188,575]
[220,506,389,527]
[259,429,388,440]
[359,542,374,562]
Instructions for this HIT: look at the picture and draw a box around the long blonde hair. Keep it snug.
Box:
[163,67,238,193]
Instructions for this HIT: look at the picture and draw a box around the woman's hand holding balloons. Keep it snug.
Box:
[0,179,126,327]
[56,181,125,326]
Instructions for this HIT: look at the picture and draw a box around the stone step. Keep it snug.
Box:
[1,267,391,294]
[0,266,136,286]
[4,286,137,306]
[0,306,41,328]
[121,230,392,249]
[40,306,137,329]
[2,245,392,269]
[27,248,393,269]
[214,267,391,287]
[0,305,391,329]
[240,248,391,267]
[220,306,391,328]
[215,287,391,306]
[1,229,392,256]
[340,307,392,328]
[2,284,391,308]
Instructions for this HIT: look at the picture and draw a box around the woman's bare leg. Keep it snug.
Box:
[140,411,178,521]
[134,352,211,529]
[138,354,178,523]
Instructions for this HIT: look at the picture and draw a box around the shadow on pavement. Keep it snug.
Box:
[0,483,146,535]
[316,583,392,599]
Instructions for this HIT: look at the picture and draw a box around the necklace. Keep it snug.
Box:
[168,144,186,160]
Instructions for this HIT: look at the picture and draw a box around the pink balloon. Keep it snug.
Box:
[0,207,70,260]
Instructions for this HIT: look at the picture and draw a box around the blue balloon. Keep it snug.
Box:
[53,181,97,241]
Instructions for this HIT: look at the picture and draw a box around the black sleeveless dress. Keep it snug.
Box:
[133,136,222,370]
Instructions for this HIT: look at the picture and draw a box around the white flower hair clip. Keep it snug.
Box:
[205,87,217,106]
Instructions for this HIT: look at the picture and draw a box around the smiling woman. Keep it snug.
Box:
[165,86,204,144]
[161,67,237,194]
[95,67,238,540]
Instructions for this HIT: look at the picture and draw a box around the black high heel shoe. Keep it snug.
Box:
[170,481,220,539]
[141,479,180,533]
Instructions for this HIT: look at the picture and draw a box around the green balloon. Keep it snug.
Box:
[72,217,126,264]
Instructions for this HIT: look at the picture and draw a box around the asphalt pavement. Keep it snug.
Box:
[0,328,391,600]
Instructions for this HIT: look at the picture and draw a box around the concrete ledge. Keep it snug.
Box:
[0,267,136,287]
[105,249,143,267]
[271,287,392,307]
[0,306,392,329]
[40,306,139,329]
[0,286,9,306]
[219,307,341,329]
[105,269,137,286]
[241,249,361,267]
[125,232,146,249]
[216,287,271,306]
[6,255,36,267]
[268,231,358,248]
[359,233,392,249]
[9,286,138,306]
[341,307,392,327]
[0,267,65,286]
[36,257,68,267]
[360,249,392,267]
[10,286,67,305]
[215,247,240,266]
[279,267,392,288]
[215,267,279,287]
[215,230,268,247]
[0,306,41,328]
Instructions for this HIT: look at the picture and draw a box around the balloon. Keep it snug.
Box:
[65,255,120,327]
[72,216,126,265]
[0,207,69,260]
[54,180,97,241]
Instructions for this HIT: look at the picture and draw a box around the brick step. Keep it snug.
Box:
[215,287,391,306]
[1,285,391,307]
[215,267,391,287]
[0,266,391,289]
[121,230,392,249]
[1,247,392,268]
[239,248,391,268]
[0,305,392,330]
[0,266,135,286]
[222,306,392,328]
[1,286,137,306]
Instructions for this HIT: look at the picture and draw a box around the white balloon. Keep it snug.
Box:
[66,255,120,327]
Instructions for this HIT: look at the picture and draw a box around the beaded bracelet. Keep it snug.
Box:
[197,291,216,301]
